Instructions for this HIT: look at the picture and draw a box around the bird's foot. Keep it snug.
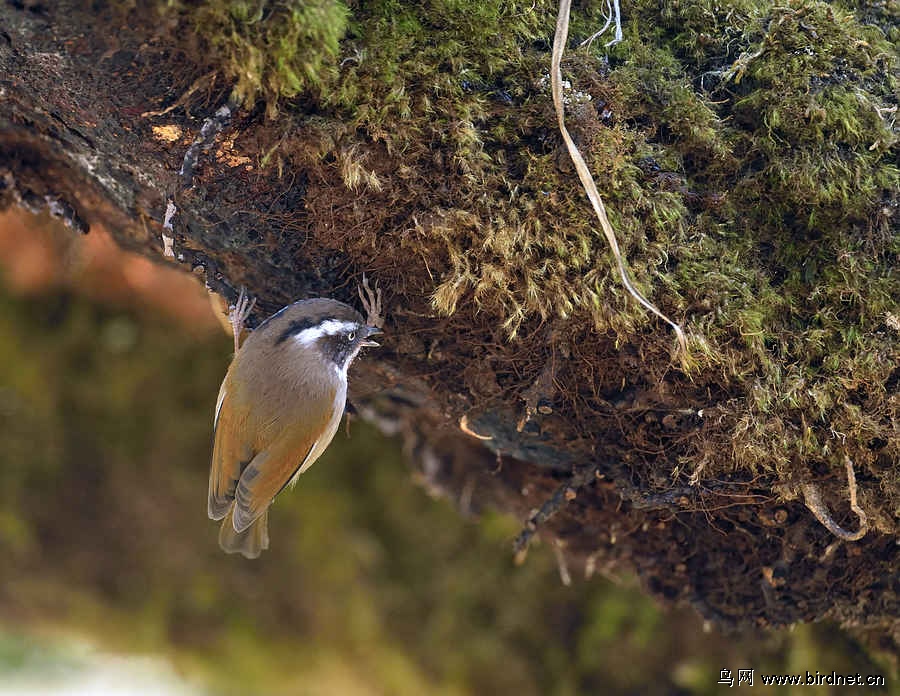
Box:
[229,287,256,353]
[358,274,384,329]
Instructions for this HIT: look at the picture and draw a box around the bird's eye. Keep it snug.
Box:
[348,331,356,341]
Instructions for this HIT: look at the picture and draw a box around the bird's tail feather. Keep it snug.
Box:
[218,507,269,559]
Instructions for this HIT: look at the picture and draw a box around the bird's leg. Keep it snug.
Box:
[358,274,384,329]
[229,287,256,353]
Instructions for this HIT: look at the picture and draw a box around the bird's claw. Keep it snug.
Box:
[358,274,384,329]
[229,287,256,353]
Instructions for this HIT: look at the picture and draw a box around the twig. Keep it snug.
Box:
[800,456,868,542]
[180,99,238,188]
[161,199,177,258]
[513,465,598,563]
[517,361,557,432]
[141,71,217,118]
[553,0,687,355]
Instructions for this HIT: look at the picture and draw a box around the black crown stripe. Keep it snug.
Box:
[275,317,319,345]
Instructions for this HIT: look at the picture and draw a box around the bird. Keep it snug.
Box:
[208,279,383,558]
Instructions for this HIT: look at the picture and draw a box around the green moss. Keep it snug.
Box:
[174,0,350,117]
[167,0,897,501]
[567,0,899,488]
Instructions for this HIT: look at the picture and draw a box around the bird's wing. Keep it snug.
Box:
[208,379,255,520]
[230,385,339,533]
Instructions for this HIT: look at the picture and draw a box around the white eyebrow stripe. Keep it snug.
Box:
[293,320,358,346]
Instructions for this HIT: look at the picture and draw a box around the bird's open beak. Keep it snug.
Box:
[360,325,382,347]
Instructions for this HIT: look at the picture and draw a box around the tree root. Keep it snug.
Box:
[801,456,868,542]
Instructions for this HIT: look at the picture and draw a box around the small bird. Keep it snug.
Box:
[208,279,383,558]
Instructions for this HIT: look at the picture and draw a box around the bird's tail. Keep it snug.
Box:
[218,507,269,559]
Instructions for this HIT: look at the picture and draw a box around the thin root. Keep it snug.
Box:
[513,465,598,563]
[801,456,868,542]
[578,0,622,49]
[141,71,217,118]
[459,414,493,441]
[552,0,687,356]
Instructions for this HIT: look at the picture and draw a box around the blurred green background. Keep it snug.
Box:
[0,211,894,695]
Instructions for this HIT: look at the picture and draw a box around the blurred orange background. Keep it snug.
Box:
[0,209,220,334]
